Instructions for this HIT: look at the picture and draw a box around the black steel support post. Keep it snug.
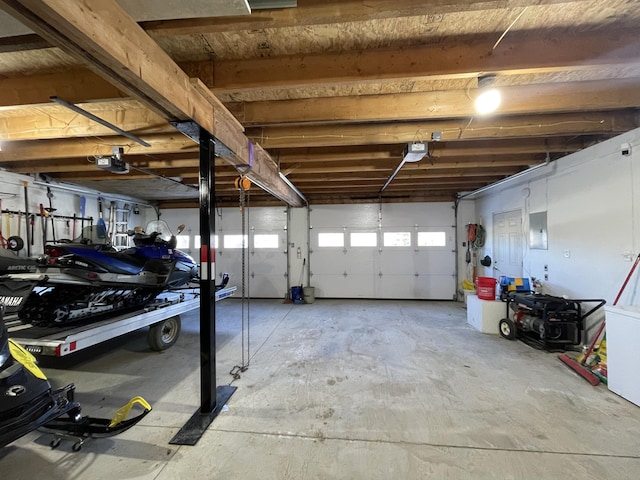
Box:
[199,126,217,413]
[169,126,236,446]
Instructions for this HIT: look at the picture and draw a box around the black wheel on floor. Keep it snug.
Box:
[72,442,82,452]
[148,315,181,351]
[50,438,61,449]
[499,318,517,340]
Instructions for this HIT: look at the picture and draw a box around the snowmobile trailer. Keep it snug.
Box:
[4,286,236,356]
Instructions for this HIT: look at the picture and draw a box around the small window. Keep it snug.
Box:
[255,234,279,249]
[318,232,344,247]
[350,232,377,247]
[176,236,189,249]
[418,231,446,247]
[224,234,248,249]
[383,232,411,247]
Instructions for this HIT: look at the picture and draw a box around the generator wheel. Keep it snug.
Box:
[148,316,181,351]
[499,318,516,340]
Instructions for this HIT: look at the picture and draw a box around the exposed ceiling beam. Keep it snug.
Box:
[6,26,639,109]
[0,133,198,161]
[234,79,640,125]
[0,102,173,141]
[0,0,591,55]
[0,0,303,207]
[0,68,129,110]
[0,69,126,108]
[247,111,638,148]
[0,33,48,52]
[183,29,640,92]
[141,0,591,35]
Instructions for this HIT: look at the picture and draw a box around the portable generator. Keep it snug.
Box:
[499,292,605,350]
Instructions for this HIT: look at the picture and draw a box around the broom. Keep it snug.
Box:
[283,258,306,304]
[558,253,640,385]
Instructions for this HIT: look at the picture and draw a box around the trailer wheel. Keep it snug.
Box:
[499,318,516,340]
[148,316,181,351]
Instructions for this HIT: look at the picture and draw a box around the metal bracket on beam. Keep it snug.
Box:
[170,120,235,157]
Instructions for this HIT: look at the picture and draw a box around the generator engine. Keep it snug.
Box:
[499,292,605,350]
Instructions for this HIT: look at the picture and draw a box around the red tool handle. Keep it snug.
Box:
[612,253,640,306]
[582,253,640,365]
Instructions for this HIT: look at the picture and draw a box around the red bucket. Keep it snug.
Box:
[476,277,496,300]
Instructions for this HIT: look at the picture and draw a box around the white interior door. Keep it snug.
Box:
[492,209,523,278]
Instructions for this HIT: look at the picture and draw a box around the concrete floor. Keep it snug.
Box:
[2,298,640,479]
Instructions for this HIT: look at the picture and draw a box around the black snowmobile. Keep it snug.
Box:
[0,220,199,326]
[0,306,151,450]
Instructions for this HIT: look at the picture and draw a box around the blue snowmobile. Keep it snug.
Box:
[0,220,199,326]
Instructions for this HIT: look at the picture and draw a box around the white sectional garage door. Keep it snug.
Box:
[310,203,455,299]
[215,206,287,298]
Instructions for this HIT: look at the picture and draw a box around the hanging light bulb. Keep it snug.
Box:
[474,73,501,115]
[475,88,501,115]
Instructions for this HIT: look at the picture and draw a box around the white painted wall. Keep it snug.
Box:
[465,127,640,315]
[0,171,148,256]
[158,127,640,310]
[288,206,310,292]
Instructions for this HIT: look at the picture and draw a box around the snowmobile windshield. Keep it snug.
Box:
[145,220,174,242]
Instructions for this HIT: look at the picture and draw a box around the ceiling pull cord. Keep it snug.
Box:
[230,176,251,382]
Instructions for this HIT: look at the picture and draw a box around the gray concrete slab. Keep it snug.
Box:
[2,299,639,479]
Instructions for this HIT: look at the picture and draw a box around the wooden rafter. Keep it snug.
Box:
[183,29,640,93]
[141,0,592,35]
[0,0,303,207]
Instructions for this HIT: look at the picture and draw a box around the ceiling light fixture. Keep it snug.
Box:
[380,142,428,192]
[475,74,501,115]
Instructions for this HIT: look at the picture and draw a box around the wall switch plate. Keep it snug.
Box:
[563,249,571,258]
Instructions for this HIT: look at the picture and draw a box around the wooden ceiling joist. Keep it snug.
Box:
[186,29,640,93]
[248,111,637,148]
[235,79,640,126]
[141,0,592,36]
[0,0,303,207]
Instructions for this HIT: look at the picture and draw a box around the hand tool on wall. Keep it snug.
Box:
[108,201,116,241]
[80,195,86,233]
[46,187,57,243]
[298,258,306,288]
[6,211,25,253]
[0,200,6,248]
[97,197,106,239]
[30,214,35,247]
[22,181,31,256]
[5,210,11,239]
[39,203,48,249]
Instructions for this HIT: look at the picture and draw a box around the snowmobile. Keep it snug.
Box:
[0,220,199,326]
[0,306,151,450]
